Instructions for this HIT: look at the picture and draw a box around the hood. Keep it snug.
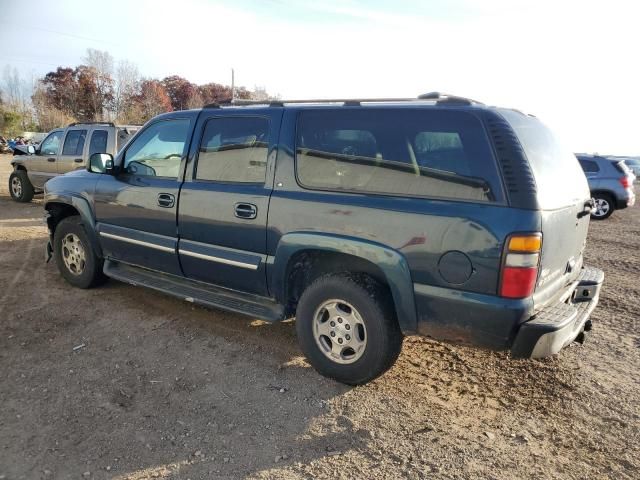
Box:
[44,168,100,199]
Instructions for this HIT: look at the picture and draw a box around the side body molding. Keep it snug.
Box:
[270,232,418,333]
[45,192,103,257]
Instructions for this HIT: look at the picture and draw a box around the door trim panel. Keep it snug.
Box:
[99,231,174,253]
[178,238,263,271]
[97,223,177,252]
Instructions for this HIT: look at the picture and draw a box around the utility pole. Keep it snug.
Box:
[231,68,235,101]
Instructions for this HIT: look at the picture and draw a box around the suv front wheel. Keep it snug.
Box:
[53,216,107,288]
[9,170,34,202]
[295,274,403,385]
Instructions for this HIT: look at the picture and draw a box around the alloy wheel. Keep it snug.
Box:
[313,299,367,364]
[592,197,610,218]
[10,176,22,198]
[61,233,86,275]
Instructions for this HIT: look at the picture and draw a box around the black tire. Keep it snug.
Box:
[295,274,403,385]
[591,193,615,220]
[53,216,107,289]
[9,170,34,202]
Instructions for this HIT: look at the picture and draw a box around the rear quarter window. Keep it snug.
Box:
[295,108,504,203]
[578,159,599,173]
[499,110,589,209]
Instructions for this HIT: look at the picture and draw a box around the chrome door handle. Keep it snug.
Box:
[74,158,83,163]
[157,193,175,208]
[234,203,257,219]
[47,157,56,162]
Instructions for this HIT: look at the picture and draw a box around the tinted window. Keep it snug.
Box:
[62,130,87,156]
[578,159,599,172]
[88,130,108,156]
[499,110,589,208]
[296,109,501,202]
[123,119,190,178]
[39,131,63,156]
[196,117,269,183]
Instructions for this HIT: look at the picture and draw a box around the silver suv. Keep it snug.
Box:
[577,154,636,219]
[9,122,139,202]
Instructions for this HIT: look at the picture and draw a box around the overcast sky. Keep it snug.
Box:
[1,0,638,154]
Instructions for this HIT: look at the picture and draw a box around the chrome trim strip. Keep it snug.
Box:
[178,248,259,270]
[99,231,175,253]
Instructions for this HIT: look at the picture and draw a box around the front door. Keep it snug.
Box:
[93,115,196,275]
[57,127,88,174]
[28,130,64,188]
[178,110,282,295]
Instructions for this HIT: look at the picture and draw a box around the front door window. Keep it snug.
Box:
[39,131,63,156]
[123,119,190,178]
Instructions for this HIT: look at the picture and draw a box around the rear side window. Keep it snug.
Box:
[499,110,589,208]
[296,109,502,202]
[89,129,108,156]
[62,130,87,156]
[578,159,599,173]
[195,116,269,183]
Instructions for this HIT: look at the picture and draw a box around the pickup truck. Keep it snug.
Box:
[9,122,139,202]
[42,94,604,385]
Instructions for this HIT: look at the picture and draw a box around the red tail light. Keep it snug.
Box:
[500,267,538,298]
[620,176,631,189]
[499,234,542,299]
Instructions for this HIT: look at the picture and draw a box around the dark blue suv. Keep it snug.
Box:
[43,93,604,384]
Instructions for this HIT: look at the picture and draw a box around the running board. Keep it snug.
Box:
[103,260,285,322]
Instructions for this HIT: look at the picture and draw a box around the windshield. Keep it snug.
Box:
[499,110,589,209]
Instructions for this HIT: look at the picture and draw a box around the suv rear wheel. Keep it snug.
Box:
[9,170,34,202]
[295,274,403,385]
[591,193,614,220]
[53,216,106,288]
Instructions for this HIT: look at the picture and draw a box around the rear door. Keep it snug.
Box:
[57,127,88,173]
[501,110,591,304]
[177,109,282,295]
[93,114,196,275]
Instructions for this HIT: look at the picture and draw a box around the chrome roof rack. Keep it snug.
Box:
[203,92,482,109]
[68,121,115,127]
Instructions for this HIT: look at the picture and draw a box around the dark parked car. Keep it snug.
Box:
[576,154,636,219]
[42,93,604,384]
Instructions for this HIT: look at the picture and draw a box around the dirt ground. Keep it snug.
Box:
[0,153,638,480]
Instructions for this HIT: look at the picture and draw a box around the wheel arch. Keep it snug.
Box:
[271,232,418,334]
[45,194,103,257]
[590,189,615,200]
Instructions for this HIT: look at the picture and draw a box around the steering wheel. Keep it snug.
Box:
[164,154,182,160]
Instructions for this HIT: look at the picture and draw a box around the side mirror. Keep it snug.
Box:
[27,145,35,155]
[88,153,115,174]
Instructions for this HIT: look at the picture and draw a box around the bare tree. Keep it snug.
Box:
[2,66,36,129]
[83,49,115,120]
[114,60,139,122]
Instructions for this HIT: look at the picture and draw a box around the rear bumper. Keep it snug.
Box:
[617,190,635,209]
[510,266,604,358]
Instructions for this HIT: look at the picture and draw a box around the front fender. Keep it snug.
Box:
[44,192,102,257]
[271,232,418,334]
